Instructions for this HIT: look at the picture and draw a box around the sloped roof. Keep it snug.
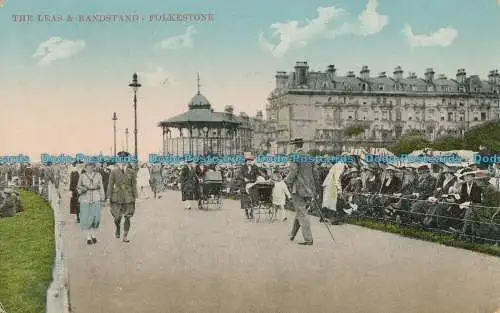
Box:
[158,108,241,127]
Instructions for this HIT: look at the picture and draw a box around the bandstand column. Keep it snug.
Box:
[162,127,167,154]
[189,128,193,155]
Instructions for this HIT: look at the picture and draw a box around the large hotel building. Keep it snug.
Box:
[264,61,500,153]
[159,61,500,155]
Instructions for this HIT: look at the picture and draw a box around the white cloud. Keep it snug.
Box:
[357,0,389,35]
[140,67,178,87]
[498,0,500,6]
[32,37,85,66]
[259,0,388,57]
[258,6,345,57]
[157,26,196,50]
[402,24,458,48]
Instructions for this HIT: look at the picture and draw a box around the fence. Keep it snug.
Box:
[45,183,71,313]
[324,192,500,245]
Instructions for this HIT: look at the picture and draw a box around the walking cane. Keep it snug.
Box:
[308,196,335,242]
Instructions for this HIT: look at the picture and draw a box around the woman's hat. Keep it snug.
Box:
[244,152,255,161]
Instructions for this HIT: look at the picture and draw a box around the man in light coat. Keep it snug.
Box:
[286,138,318,245]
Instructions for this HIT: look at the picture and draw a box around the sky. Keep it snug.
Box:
[0,0,499,161]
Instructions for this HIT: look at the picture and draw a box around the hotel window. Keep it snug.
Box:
[448,112,453,121]
[481,112,487,120]
[474,116,479,121]
[441,116,445,121]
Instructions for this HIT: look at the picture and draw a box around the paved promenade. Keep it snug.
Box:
[62,190,500,313]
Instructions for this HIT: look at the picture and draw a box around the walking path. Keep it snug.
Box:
[62,190,500,313]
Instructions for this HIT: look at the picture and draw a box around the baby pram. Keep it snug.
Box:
[248,181,275,223]
[199,170,224,210]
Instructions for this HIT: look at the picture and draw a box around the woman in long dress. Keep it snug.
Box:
[322,162,345,217]
[136,163,152,199]
[77,163,105,245]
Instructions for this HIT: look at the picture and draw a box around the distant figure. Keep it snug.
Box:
[180,160,198,209]
[150,164,163,199]
[137,163,152,199]
[69,163,80,223]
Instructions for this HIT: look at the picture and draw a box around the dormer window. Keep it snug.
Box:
[362,83,368,91]
[378,84,384,91]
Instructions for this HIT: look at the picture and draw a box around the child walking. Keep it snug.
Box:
[272,171,291,222]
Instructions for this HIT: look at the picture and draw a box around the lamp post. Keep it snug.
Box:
[112,112,118,156]
[128,73,141,163]
[125,128,129,152]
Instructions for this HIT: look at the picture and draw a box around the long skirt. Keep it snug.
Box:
[70,191,79,215]
[79,202,102,229]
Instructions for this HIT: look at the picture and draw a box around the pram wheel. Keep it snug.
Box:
[199,180,224,210]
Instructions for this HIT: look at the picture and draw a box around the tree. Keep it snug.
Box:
[388,134,430,155]
[345,126,363,137]
[431,136,463,151]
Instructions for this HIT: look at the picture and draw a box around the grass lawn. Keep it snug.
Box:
[0,189,55,313]
[347,219,500,257]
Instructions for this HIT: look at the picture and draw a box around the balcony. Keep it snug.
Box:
[344,120,371,129]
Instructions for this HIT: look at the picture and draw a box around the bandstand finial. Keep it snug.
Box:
[196,72,201,95]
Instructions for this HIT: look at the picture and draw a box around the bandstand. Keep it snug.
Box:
[158,77,252,156]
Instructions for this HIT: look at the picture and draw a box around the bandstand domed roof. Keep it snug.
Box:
[158,73,241,128]
[188,92,211,110]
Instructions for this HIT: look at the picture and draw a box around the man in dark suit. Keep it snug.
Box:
[286,138,318,245]
[459,170,482,235]
[106,162,137,242]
